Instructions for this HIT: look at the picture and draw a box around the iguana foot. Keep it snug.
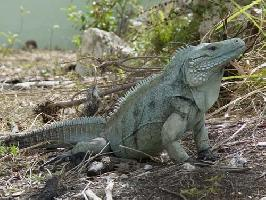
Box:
[40,151,86,170]
[197,148,218,162]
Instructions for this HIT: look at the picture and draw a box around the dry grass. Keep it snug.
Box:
[0,40,265,199]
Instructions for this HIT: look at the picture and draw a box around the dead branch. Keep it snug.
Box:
[83,187,101,200]
[208,87,265,117]
[105,179,114,200]
[212,123,247,151]
[119,144,161,162]
[34,82,137,122]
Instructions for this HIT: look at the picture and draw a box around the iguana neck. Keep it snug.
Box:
[161,46,192,84]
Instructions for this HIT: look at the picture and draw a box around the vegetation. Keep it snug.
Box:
[0,143,19,157]
[0,1,265,199]
[64,0,141,47]
[0,31,19,55]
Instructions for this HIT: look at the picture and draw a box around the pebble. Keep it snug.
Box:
[120,174,128,179]
[144,164,153,171]
[182,163,196,171]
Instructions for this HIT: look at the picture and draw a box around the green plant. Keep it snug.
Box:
[133,7,198,56]
[89,0,117,32]
[0,143,19,157]
[64,0,141,47]
[0,31,19,55]
[9,145,19,156]
[49,25,60,50]
[19,5,31,34]
[72,34,82,48]
[0,144,7,156]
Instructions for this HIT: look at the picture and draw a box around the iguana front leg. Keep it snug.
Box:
[161,113,189,162]
[193,116,217,161]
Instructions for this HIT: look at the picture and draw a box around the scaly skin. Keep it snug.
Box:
[2,38,246,162]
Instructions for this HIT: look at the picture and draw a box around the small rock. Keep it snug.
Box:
[182,163,196,171]
[257,142,266,147]
[120,174,128,179]
[80,28,134,58]
[229,153,247,168]
[87,161,104,176]
[76,28,135,77]
[160,151,170,162]
[143,164,153,171]
[108,173,119,179]
[12,191,24,197]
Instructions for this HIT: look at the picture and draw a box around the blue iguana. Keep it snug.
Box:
[2,38,246,162]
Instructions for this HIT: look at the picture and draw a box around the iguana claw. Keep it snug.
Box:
[197,148,218,162]
[40,152,86,170]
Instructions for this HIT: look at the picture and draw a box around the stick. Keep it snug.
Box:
[84,189,101,200]
[158,187,187,200]
[212,123,247,151]
[82,183,101,200]
[208,87,265,117]
[42,82,137,111]
[119,145,161,162]
[105,179,114,200]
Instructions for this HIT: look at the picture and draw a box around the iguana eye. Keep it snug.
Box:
[208,46,217,51]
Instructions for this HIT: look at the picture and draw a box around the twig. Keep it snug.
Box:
[44,82,137,111]
[254,172,266,181]
[60,55,167,66]
[218,166,251,173]
[83,184,101,200]
[105,179,114,200]
[212,123,247,151]
[26,112,44,132]
[146,192,155,200]
[158,187,187,200]
[208,87,265,117]
[66,142,111,176]
[71,82,136,104]
[119,145,161,162]
[77,142,111,174]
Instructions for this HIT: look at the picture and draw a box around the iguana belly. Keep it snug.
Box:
[110,122,164,159]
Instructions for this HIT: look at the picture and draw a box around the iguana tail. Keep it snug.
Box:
[1,117,106,148]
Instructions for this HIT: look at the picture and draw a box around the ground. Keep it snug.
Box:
[0,50,265,200]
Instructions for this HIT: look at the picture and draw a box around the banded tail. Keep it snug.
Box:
[1,117,106,148]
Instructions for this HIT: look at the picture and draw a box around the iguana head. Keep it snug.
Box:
[184,38,246,87]
[181,38,246,111]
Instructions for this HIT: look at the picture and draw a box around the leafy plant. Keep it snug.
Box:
[64,0,141,47]
[0,31,19,55]
[49,24,60,50]
[72,34,82,48]
[0,145,7,156]
[0,143,19,157]
[19,5,31,34]
[133,6,199,56]
[9,145,19,156]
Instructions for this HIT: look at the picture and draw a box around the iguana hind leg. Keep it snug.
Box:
[71,137,111,155]
[161,113,189,162]
[42,137,111,168]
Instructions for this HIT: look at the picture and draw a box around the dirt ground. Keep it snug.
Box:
[0,50,265,200]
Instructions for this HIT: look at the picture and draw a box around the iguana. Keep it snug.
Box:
[2,38,245,163]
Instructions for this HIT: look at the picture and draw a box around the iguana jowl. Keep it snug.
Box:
[2,38,246,162]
